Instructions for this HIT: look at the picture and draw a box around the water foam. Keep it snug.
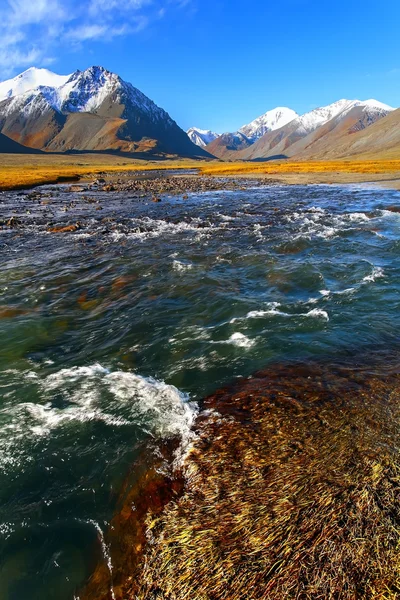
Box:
[304,308,329,321]
[0,365,197,473]
[230,303,329,323]
[172,260,194,272]
[227,333,255,348]
[362,266,385,284]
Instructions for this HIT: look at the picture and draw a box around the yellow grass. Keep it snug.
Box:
[199,159,400,176]
[0,154,200,190]
[2,154,400,190]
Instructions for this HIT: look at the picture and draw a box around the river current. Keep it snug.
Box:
[0,181,399,599]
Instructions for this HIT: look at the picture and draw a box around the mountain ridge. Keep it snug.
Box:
[206,98,395,160]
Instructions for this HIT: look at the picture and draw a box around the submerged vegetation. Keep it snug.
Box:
[84,361,400,600]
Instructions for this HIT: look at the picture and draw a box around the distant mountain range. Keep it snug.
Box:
[191,99,395,160]
[0,66,209,157]
[0,67,397,161]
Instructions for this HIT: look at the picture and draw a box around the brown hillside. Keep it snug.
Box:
[297,108,400,160]
[237,105,390,161]
[206,132,252,159]
[0,132,42,154]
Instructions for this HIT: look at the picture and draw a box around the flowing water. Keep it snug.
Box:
[0,181,399,599]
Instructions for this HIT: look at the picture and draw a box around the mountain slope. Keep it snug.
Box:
[288,103,394,159]
[295,107,400,160]
[0,66,210,157]
[0,132,42,153]
[187,127,219,147]
[238,99,394,160]
[206,132,253,160]
[0,92,67,148]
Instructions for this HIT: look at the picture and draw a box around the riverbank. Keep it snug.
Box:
[2,154,400,191]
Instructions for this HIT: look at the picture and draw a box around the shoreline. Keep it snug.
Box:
[2,154,400,192]
[2,168,400,235]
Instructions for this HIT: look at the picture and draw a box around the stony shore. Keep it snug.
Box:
[0,172,272,233]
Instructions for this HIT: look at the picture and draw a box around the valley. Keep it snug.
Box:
[2,57,400,600]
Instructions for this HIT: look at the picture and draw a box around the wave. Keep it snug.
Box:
[362,266,385,284]
[172,259,194,272]
[0,365,197,474]
[230,303,329,323]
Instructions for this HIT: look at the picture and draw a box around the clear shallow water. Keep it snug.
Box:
[0,182,400,599]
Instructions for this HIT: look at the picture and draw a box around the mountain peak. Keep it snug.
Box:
[0,67,71,102]
[362,99,395,112]
[187,127,220,147]
[239,106,298,140]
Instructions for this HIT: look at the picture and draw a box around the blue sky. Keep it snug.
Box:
[0,0,399,132]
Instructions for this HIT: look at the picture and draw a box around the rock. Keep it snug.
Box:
[69,185,85,193]
[152,196,161,203]
[47,223,81,233]
[6,216,20,228]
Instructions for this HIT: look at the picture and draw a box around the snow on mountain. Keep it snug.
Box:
[0,67,71,102]
[187,127,220,147]
[54,66,170,122]
[362,99,394,112]
[0,66,172,125]
[292,99,395,136]
[239,107,298,140]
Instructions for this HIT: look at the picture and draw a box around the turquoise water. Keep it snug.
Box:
[0,182,399,599]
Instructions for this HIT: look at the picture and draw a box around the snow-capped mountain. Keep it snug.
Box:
[240,98,395,160]
[0,66,173,124]
[239,107,298,140]
[187,127,219,147]
[0,66,209,156]
[289,99,394,136]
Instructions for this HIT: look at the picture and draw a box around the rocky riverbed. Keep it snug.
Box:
[0,172,272,233]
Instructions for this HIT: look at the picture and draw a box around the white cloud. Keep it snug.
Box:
[89,0,152,13]
[6,0,66,26]
[0,47,42,74]
[0,0,194,78]
[66,23,135,42]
